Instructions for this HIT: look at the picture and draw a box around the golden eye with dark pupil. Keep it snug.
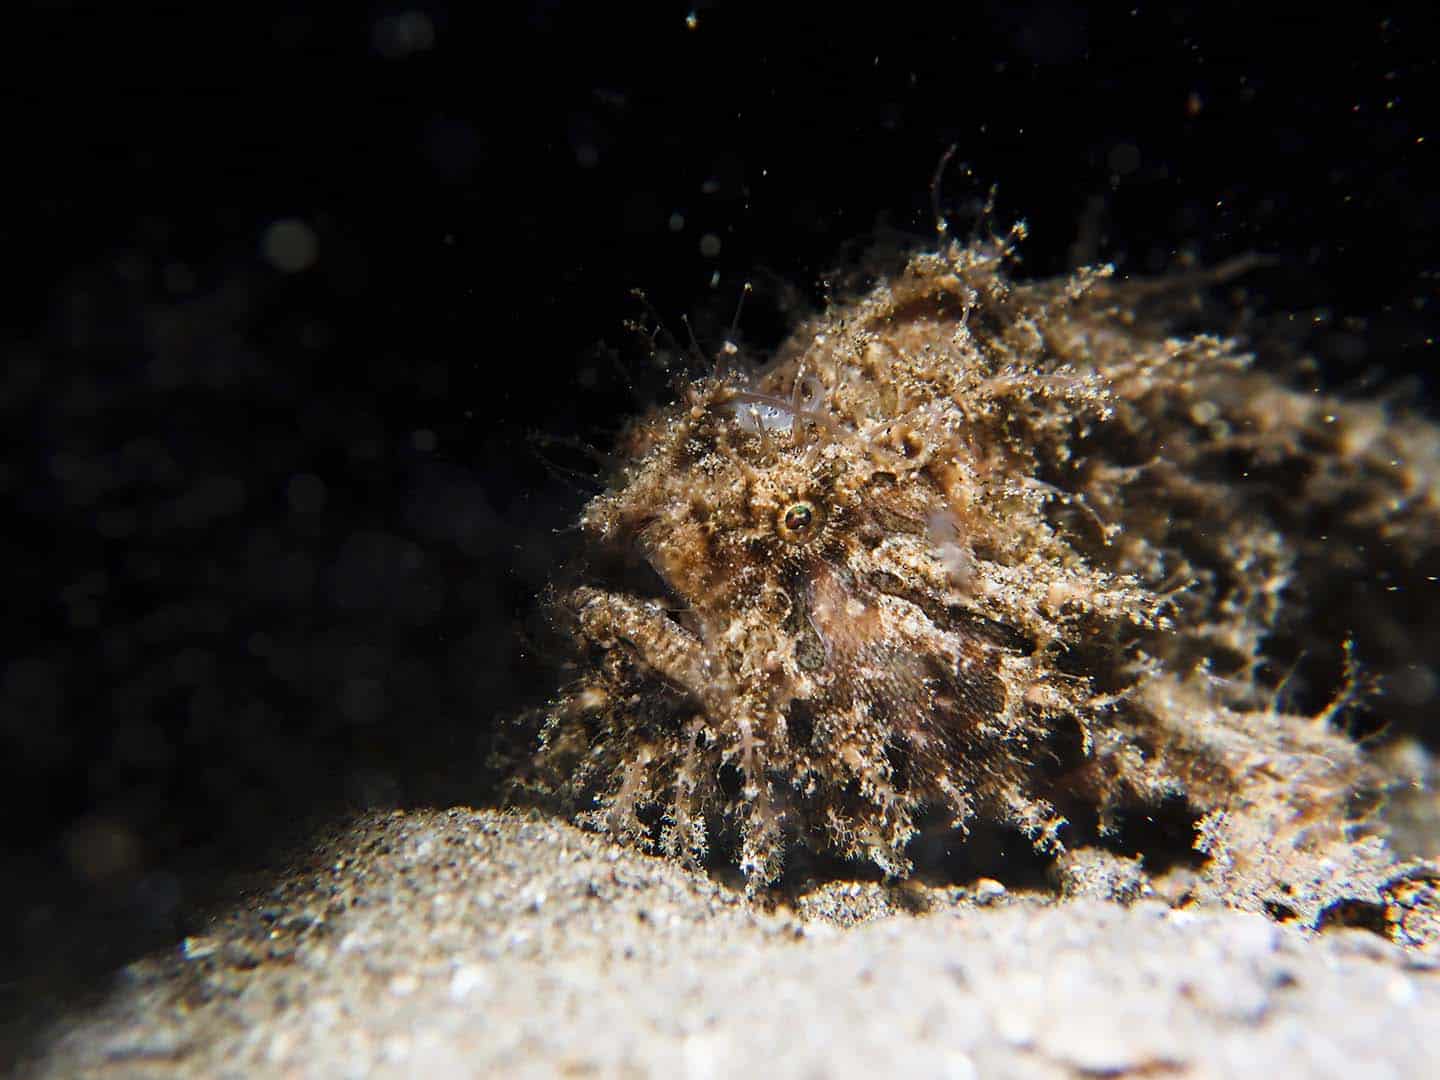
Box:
[779,502,816,540]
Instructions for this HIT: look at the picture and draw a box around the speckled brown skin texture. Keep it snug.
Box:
[527,229,1440,899]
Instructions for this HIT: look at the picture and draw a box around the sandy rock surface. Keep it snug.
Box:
[20,807,1440,1079]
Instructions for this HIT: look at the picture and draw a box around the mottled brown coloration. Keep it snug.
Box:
[524,228,1440,900]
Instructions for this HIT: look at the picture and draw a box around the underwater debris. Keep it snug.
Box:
[520,225,1440,913]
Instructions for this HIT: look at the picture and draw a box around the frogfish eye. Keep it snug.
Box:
[778,501,817,541]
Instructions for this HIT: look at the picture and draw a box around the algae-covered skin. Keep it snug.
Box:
[526,227,1440,906]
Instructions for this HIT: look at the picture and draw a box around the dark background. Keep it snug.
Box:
[3,0,1437,1048]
